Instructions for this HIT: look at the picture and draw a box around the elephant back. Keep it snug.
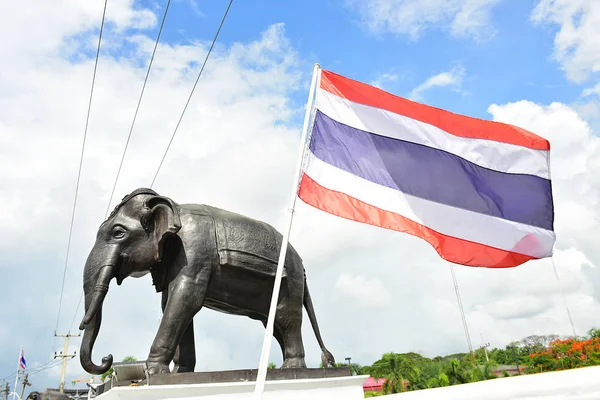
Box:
[203,205,302,277]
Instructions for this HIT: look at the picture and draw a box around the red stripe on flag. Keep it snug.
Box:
[319,70,550,151]
[297,173,537,268]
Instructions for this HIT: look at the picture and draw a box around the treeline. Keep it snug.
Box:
[325,328,600,396]
[99,328,600,396]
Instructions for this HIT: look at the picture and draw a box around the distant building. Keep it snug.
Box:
[362,376,409,393]
[492,364,526,377]
[363,376,386,392]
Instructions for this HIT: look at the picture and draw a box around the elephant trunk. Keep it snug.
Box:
[79,264,115,330]
[79,301,113,375]
[79,247,119,375]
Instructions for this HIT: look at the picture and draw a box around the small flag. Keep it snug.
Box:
[19,349,26,370]
[297,69,555,268]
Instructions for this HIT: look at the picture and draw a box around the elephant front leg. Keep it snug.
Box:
[147,279,206,375]
[160,291,196,374]
[173,321,195,373]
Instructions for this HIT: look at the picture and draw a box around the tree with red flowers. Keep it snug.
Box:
[526,328,600,373]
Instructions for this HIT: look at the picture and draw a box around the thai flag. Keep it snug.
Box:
[19,349,26,370]
[297,69,555,268]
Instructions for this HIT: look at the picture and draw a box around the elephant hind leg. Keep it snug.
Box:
[261,320,285,363]
[276,300,306,368]
[279,322,307,368]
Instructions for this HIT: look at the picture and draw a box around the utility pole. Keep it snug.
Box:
[19,374,30,400]
[54,332,80,392]
[1,382,9,400]
[480,342,490,363]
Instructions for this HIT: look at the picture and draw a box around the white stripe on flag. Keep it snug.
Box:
[316,89,550,179]
[304,151,555,258]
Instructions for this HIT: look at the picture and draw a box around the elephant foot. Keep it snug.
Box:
[146,361,171,375]
[281,357,307,368]
[173,364,194,373]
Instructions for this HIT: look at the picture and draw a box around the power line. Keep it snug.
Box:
[67,0,173,333]
[1,360,60,382]
[150,0,233,188]
[67,0,232,330]
[104,0,172,219]
[26,360,65,378]
[68,294,84,334]
[54,0,108,335]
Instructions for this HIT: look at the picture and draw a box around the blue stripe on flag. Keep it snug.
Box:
[309,110,554,230]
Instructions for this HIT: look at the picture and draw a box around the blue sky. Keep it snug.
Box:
[158,0,582,119]
[2,0,600,396]
[99,0,587,123]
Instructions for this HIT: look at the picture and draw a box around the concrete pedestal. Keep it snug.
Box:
[93,367,368,400]
[94,375,368,400]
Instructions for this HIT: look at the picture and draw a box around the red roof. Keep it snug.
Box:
[363,377,386,391]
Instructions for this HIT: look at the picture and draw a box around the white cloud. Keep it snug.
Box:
[370,72,399,90]
[409,64,466,100]
[3,0,600,396]
[484,295,554,320]
[0,0,308,392]
[582,83,600,97]
[345,0,501,41]
[483,99,600,335]
[531,0,600,84]
[335,273,393,307]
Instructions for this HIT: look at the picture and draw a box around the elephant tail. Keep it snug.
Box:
[303,280,336,367]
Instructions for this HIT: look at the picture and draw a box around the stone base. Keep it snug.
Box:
[93,368,367,400]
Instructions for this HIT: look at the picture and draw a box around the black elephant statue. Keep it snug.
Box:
[26,390,70,400]
[78,188,335,375]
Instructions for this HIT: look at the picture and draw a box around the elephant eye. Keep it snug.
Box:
[112,227,126,239]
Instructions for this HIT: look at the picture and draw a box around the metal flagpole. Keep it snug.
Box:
[253,62,321,398]
[11,346,21,399]
[544,149,576,337]
[551,257,577,338]
[448,263,474,358]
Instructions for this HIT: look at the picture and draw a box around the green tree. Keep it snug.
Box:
[471,360,498,381]
[588,328,600,339]
[369,353,422,393]
[526,334,600,372]
[101,356,137,382]
[442,358,476,385]
[438,372,449,386]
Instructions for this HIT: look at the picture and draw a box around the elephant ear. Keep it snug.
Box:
[144,195,182,263]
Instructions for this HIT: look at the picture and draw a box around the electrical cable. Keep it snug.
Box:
[1,359,58,382]
[68,0,173,333]
[104,0,172,219]
[54,0,108,335]
[150,0,233,188]
[68,294,84,335]
[26,360,65,378]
